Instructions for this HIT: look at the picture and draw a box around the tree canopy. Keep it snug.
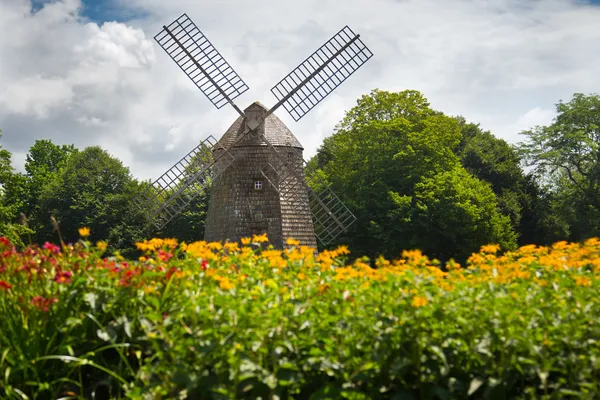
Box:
[519,93,600,241]
[310,89,517,262]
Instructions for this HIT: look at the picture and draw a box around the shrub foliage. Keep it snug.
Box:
[2,234,600,399]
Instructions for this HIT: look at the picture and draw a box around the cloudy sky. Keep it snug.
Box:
[1,0,600,181]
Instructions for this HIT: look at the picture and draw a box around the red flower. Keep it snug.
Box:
[0,237,11,248]
[54,270,73,284]
[201,260,209,270]
[31,295,58,312]
[43,242,61,254]
[0,280,12,290]
[166,267,178,279]
[157,249,173,262]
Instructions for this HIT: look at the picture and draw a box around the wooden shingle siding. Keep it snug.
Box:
[204,102,318,249]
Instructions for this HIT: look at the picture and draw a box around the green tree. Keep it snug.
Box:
[519,93,600,241]
[22,140,77,238]
[0,132,33,247]
[455,119,568,245]
[405,167,516,262]
[37,146,146,249]
[157,189,209,243]
[311,89,517,262]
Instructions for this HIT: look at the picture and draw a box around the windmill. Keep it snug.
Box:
[134,13,373,248]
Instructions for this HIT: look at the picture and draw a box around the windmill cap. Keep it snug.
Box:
[218,101,304,149]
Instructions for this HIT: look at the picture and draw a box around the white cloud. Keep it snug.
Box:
[1,75,74,118]
[1,0,600,182]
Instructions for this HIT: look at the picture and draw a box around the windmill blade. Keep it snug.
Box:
[155,14,248,115]
[269,26,373,122]
[306,182,357,246]
[134,135,235,229]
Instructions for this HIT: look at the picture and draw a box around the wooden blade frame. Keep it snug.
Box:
[269,25,373,121]
[154,14,247,115]
[133,135,234,229]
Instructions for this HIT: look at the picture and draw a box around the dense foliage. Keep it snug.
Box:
[309,90,517,261]
[2,234,600,399]
[520,93,600,241]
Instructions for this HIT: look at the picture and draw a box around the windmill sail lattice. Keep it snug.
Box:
[270,26,373,121]
[134,13,373,247]
[154,14,248,113]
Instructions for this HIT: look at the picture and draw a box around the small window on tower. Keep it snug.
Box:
[287,152,294,163]
[254,180,263,190]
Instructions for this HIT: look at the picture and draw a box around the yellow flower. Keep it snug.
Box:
[96,241,108,251]
[575,276,592,287]
[224,242,240,252]
[139,256,147,262]
[143,285,156,294]
[334,245,350,256]
[207,242,223,251]
[412,296,428,307]
[286,238,300,246]
[252,233,269,243]
[162,238,178,249]
[480,244,500,254]
[78,227,90,237]
[241,237,251,245]
[219,278,235,290]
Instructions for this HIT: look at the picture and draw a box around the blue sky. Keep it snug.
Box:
[31,0,145,23]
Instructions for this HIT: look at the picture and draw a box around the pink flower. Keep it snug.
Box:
[43,242,61,254]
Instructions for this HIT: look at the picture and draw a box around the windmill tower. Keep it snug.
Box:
[134,14,373,248]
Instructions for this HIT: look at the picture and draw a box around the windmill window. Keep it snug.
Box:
[287,152,294,163]
[254,180,263,190]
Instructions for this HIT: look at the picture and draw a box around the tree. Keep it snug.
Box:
[0,132,33,247]
[21,140,77,238]
[37,146,146,249]
[311,89,517,262]
[157,189,209,243]
[455,118,568,245]
[404,167,516,262]
[519,93,600,241]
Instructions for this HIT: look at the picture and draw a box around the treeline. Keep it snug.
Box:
[0,142,208,256]
[1,89,599,262]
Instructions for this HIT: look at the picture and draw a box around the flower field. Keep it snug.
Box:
[2,234,600,399]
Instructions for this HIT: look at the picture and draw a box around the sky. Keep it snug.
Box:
[1,0,600,181]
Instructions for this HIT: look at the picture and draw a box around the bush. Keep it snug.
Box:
[1,234,600,399]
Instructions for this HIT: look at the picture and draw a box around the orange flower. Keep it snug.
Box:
[78,227,90,237]
[412,296,428,307]
[219,278,235,290]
